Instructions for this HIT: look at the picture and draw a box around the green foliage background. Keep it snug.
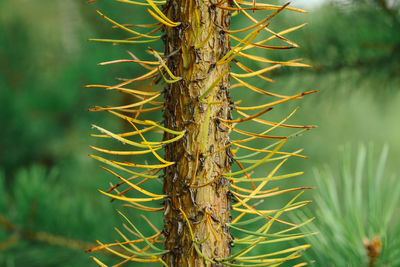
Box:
[0,0,399,266]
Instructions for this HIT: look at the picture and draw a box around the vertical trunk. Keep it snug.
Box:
[163,0,232,266]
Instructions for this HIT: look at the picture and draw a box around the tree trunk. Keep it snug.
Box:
[163,0,232,266]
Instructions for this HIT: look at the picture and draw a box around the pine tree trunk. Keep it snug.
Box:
[163,0,232,266]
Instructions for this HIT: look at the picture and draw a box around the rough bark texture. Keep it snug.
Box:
[162,0,232,266]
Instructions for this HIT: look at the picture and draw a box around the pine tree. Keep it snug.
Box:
[88,1,315,266]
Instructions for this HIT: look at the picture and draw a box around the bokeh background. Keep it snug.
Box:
[1,0,399,266]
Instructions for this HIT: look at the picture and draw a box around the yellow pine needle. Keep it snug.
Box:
[114,22,162,28]
[232,193,264,216]
[127,120,172,164]
[264,26,299,48]
[116,0,165,6]
[206,109,297,157]
[227,13,272,34]
[239,150,303,163]
[89,145,161,156]
[231,213,297,229]
[115,211,168,253]
[126,23,163,40]
[237,51,310,67]
[217,21,269,65]
[256,23,308,48]
[225,140,286,177]
[230,32,294,50]
[107,94,155,106]
[90,93,161,112]
[219,5,301,12]
[146,8,177,27]
[91,257,108,267]
[237,244,311,260]
[230,148,256,189]
[231,155,287,212]
[93,98,162,110]
[145,0,179,26]
[114,106,163,114]
[126,25,163,41]
[106,168,158,193]
[110,159,173,169]
[229,197,263,224]
[100,115,178,150]
[98,59,160,66]
[221,122,286,139]
[179,208,195,240]
[99,189,165,202]
[127,50,156,70]
[228,172,305,183]
[96,10,161,39]
[233,202,308,215]
[89,155,160,178]
[232,187,313,199]
[260,192,308,235]
[106,110,158,126]
[235,256,298,264]
[237,252,302,263]
[233,144,307,159]
[218,0,307,13]
[91,125,158,138]
[274,217,315,236]
[229,3,293,42]
[106,67,159,89]
[218,106,273,124]
[113,235,165,266]
[143,120,185,135]
[91,125,161,149]
[231,76,285,98]
[104,169,164,198]
[236,200,307,242]
[235,90,317,111]
[231,1,297,48]
[230,184,280,194]
[235,233,310,245]
[94,241,161,263]
[113,250,143,267]
[141,133,184,145]
[158,68,180,83]
[114,227,144,252]
[234,61,274,83]
[236,109,316,129]
[231,63,283,78]
[148,47,181,81]
[236,0,307,13]
[88,38,160,44]
[86,84,160,96]
[123,203,164,212]
[135,78,157,119]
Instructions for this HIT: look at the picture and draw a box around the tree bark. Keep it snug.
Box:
[162,0,232,266]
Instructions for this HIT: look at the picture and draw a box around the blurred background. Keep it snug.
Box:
[0,0,399,266]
